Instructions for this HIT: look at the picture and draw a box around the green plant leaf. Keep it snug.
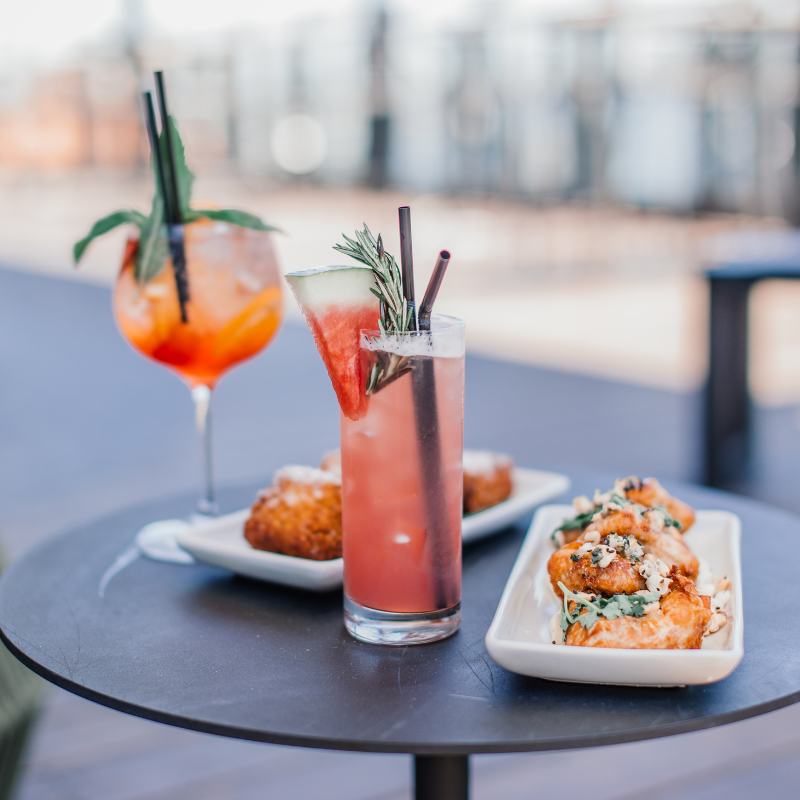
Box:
[134,193,168,285]
[159,116,194,217]
[183,208,283,233]
[73,210,146,263]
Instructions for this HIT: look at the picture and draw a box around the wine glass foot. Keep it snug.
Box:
[136,519,195,564]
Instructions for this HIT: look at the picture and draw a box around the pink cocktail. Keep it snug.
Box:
[341,315,465,644]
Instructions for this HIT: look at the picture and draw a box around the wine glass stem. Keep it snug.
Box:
[192,384,219,517]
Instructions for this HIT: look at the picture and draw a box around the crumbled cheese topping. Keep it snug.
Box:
[638,554,670,596]
[572,541,617,568]
[574,532,644,569]
[711,589,731,613]
[462,449,511,476]
[695,558,717,597]
[695,558,732,636]
[644,508,666,532]
[706,612,727,634]
[606,533,644,562]
[573,495,595,515]
[273,465,341,486]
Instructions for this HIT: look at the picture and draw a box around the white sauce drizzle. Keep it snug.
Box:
[549,612,565,644]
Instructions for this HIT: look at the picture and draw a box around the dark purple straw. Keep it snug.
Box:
[398,206,417,330]
[418,250,451,331]
[397,210,456,609]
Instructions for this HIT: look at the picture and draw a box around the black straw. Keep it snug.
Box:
[142,92,170,221]
[418,251,451,331]
[398,206,417,330]
[398,206,456,610]
[149,72,190,323]
[154,71,183,224]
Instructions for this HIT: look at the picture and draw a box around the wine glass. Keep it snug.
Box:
[113,217,283,562]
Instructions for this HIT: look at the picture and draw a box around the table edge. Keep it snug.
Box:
[4,625,798,756]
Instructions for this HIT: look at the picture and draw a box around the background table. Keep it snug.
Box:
[2,474,799,800]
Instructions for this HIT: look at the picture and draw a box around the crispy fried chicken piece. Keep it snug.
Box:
[621,476,696,534]
[463,450,514,514]
[565,571,712,649]
[244,466,342,560]
[548,540,647,599]
[319,451,341,478]
[556,476,696,543]
[583,506,699,579]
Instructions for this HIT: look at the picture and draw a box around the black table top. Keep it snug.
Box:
[2,474,799,756]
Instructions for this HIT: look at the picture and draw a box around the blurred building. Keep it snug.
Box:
[0,0,798,219]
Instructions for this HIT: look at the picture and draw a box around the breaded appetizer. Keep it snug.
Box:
[555,477,696,543]
[583,505,699,579]
[244,466,342,560]
[552,570,714,650]
[623,477,695,534]
[548,532,659,599]
[463,449,514,515]
[319,450,342,479]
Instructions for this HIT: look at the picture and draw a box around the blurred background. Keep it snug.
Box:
[5,0,800,404]
[3,0,800,798]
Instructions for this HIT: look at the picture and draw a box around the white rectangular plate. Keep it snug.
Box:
[485,505,744,687]
[177,468,569,592]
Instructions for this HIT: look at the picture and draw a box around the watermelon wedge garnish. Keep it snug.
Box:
[286,265,380,421]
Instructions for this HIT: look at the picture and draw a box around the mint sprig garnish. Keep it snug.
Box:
[558,582,661,632]
[73,116,281,284]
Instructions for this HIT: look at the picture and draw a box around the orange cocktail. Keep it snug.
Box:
[114,218,283,389]
[340,315,465,642]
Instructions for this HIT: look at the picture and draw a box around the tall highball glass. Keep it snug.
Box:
[340,314,464,645]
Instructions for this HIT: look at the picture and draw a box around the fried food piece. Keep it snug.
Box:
[548,539,647,599]
[621,477,696,534]
[319,450,341,478]
[463,450,514,514]
[565,572,712,649]
[583,506,699,579]
[555,476,696,543]
[244,466,342,560]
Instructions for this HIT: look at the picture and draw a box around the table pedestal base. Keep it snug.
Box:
[414,754,469,800]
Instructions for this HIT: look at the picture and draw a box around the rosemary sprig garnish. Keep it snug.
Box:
[334,224,417,396]
[333,224,414,334]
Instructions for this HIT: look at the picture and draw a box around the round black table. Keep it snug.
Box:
[2,474,800,800]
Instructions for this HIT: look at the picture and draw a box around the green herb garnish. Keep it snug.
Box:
[334,224,416,395]
[73,116,281,284]
[333,224,414,334]
[555,509,596,533]
[558,582,660,632]
[651,504,682,530]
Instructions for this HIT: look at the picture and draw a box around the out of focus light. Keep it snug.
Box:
[773,119,796,170]
[271,114,327,175]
